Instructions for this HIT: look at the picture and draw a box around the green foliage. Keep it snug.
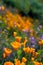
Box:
[3,0,43,18]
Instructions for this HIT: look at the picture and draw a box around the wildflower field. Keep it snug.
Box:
[0,0,43,65]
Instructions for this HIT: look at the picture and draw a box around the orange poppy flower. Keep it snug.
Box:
[23,47,31,53]
[13,32,17,37]
[35,52,39,57]
[11,41,21,50]
[31,57,35,61]
[17,15,24,24]
[3,53,7,58]
[22,57,27,63]
[4,48,12,56]
[30,48,35,53]
[20,62,25,65]
[16,23,21,29]
[39,40,43,45]
[15,36,22,42]
[39,62,43,65]
[1,6,5,10]
[15,59,20,65]
[4,61,14,65]
[32,52,38,57]
[0,16,2,19]
[34,61,43,65]
[33,61,40,65]
[23,37,28,47]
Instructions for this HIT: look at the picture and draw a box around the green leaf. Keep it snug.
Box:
[17,49,22,55]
